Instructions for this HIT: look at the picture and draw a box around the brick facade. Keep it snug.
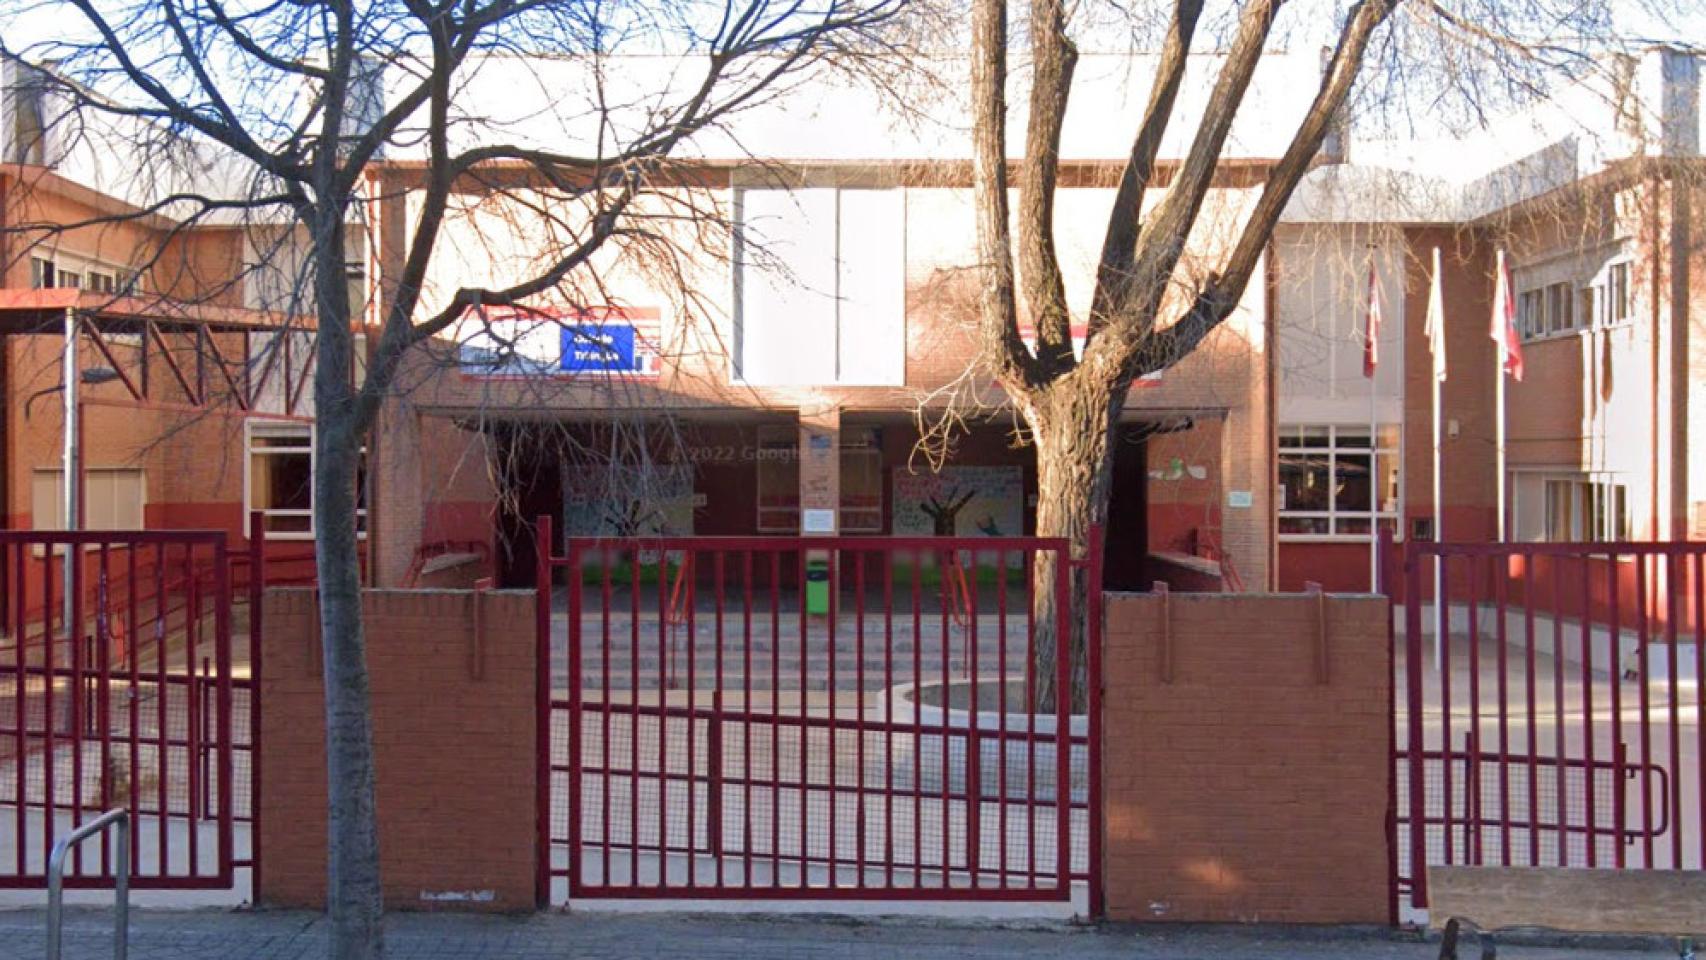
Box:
[1099,591,1391,924]
[257,587,537,911]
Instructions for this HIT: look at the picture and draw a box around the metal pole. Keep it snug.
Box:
[1432,323,1444,666]
[1494,249,1508,543]
[62,307,78,634]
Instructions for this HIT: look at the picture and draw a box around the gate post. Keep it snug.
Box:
[534,515,554,908]
[1086,524,1104,919]
[247,511,265,900]
[1379,526,1396,925]
[1404,541,1428,909]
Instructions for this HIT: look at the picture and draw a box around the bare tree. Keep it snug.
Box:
[3,2,904,956]
[965,0,1692,707]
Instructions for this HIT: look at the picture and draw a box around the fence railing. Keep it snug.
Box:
[1394,536,1706,910]
[1,515,277,893]
[538,520,1103,912]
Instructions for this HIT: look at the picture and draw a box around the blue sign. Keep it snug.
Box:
[560,324,639,373]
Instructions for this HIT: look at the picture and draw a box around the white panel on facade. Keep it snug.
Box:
[735,187,837,385]
[1274,225,1404,426]
[833,189,905,385]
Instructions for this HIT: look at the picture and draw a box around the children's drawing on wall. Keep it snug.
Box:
[1149,456,1209,483]
[894,466,1024,570]
[563,462,695,537]
[918,487,975,536]
[894,466,1022,538]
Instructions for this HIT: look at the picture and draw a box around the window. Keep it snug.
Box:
[753,425,799,533]
[839,430,884,533]
[56,268,83,289]
[1520,282,1578,340]
[1518,289,1543,339]
[32,468,146,531]
[1606,261,1632,324]
[733,187,905,386]
[1514,472,1629,542]
[86,270,116,294]
[246,421,367,539]
[30,257,56,289]
[1545,282,1572,334]
[1277,424,1400,539]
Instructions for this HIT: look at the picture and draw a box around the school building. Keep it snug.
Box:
[0,46,1701,594]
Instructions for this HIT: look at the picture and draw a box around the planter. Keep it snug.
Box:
[870,677,1087,805]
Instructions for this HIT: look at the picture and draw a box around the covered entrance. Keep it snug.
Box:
[483,413,1186,596]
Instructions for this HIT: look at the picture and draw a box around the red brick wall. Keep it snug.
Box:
[258,587,536,911]
[1101,591,1391,924]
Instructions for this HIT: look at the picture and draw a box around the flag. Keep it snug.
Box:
[1424,247,1447,382]
[1362,262,1381,379]
[1491,250,1525,381]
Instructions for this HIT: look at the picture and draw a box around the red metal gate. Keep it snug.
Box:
[0,527,257,890]
[537,519,1102,910]
[1392,536,1705,912]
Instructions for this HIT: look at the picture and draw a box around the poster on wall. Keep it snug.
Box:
[455,305,662,377]
[562,463,695,538]
[892,466,1023,538]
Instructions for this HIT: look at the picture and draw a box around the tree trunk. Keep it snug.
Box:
[311,206,385,959]
[315,414,384,960]
[1026,378,1119,713]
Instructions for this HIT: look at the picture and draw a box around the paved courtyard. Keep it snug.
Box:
[0,908,1685,959]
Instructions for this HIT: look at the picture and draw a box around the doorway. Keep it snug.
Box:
[1103,425,1149,591]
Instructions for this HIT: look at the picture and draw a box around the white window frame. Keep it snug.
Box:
[1511,469,1630,544]
[244,419,367,541]
[1277,424,1400,542]
[1516,253,1635,342]
[1604,260,1634,327]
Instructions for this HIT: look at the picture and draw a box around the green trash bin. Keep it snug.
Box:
[805,559,830,615]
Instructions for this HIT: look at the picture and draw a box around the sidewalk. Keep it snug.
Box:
[0,908,1681,959]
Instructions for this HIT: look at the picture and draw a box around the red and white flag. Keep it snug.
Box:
[1362,263,1381,379]
[1491,250,1525,381]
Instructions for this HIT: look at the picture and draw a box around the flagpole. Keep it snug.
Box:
[1494,248,1509,542]
[1430,248,1446,667]
[1369,246,1380,592]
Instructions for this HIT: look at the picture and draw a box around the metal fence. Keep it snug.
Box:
[1394,537,1706,910]
[538,520,1102,910]
[0,520,265,891]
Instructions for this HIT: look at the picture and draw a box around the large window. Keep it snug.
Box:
[1513,472,1629,542]
[733,187,905,386]
[246,421,366,539]
[1277,424,1399,539]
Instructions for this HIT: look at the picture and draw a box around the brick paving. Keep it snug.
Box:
[0,908,1682,959]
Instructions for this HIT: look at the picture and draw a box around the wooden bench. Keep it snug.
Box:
[1428,866,1706,959]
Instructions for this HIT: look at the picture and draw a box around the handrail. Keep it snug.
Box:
[45,807,130,960]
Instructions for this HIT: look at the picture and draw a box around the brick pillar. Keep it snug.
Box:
[257,588,538,911]
[1100,591,1391,923]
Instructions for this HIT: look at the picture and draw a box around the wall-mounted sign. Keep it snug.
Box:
[802,508,836,534]
[456,305,661,378]
[1014,319,1163,386]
